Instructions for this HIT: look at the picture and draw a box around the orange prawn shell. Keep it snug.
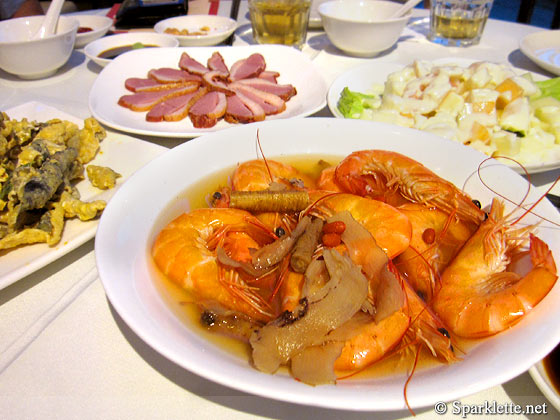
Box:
[152,208,272,322]
[310,191,412,259]
[334,150,485,226]
[334,310,410,372]
[317,166,344,192]
[395,203,477,301]
[232,159,316,191]
[432,200,558,338]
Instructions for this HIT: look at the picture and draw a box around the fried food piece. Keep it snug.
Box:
[86,165,121,190]
[61,191,106,221]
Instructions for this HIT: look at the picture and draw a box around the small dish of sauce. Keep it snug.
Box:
[98,43,158,60]
[544,343,560,393]
[529,342,560,412]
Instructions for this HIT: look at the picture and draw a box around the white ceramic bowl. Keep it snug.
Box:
[319,0,410,57]
[530,354,560,412]
[84,32,179,67]
[0,15,78,79]
[154,15,237,47]
[95,117,560,411]
[74,14,113,49]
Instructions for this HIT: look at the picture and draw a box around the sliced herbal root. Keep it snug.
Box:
[229,190,309,213]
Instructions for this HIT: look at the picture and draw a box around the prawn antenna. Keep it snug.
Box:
[255,129,274,185]
[477,157,560,227]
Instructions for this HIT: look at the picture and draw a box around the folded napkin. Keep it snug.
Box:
[0,247,97,373]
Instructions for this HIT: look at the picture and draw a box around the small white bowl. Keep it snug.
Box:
[319,0,410,57]
[74,15,113,49]
[0,15,78,79]
[154,15,237,47]
[530,358,560,412]
[84,32,179,67]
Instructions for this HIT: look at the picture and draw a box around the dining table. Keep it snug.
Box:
[1,1,559,419]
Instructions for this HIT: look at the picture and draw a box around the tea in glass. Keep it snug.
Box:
[428,0,493,47]
[248,0,312,48]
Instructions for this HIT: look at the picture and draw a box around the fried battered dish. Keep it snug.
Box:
[86,165,122,190]
[0,112,114,251]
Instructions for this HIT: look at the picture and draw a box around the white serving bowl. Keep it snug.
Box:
[0,15,78,79]
[319,0,410,57]
[74,14,113,49]
[84,32,179,67]
[154,15,237,47]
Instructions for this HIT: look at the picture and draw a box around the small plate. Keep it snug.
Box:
[154,15,236,46]
[84,32,179,67]
[520,30,560,76]
[0,102,166,291]
[529,357,560,412]
[73,14,113,49]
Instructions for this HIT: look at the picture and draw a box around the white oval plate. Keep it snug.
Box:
[84,32,179,67]
[89,45,328,138]
[0,101,166,291]
[327,58,558,174]
[96,117,560,411]
[520,30,560,77]
[530,358,560,413]
[154,15,237,46]
[73,14,113,49]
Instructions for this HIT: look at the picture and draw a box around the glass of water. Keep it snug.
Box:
[428,0,494,47]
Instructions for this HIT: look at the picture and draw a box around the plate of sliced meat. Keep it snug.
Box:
[88,45,328,137]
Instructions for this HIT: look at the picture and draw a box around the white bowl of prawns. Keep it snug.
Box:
[96,117,560,412]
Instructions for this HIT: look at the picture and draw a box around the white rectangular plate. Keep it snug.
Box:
[0,102,167,290]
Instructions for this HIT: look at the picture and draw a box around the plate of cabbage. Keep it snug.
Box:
[327,59,560,174]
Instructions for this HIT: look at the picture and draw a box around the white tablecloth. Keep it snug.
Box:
[1,3,559,419]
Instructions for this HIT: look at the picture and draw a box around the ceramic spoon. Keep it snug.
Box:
[389,0,423,18]
[32,0,65,39]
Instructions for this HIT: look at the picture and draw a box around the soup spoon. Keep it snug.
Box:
[32,0,65,39]
[389,0,423,18]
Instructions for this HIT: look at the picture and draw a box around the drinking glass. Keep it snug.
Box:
[428,0,494,47]
[248,0,312,49]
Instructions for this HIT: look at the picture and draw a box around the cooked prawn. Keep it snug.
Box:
[432,198,558,338]
[308,191,412,259]
[333,310,410,372]
[152,208,278,322]
[400,275,458,364]
[334,150,485,226]
[395,203,477,302]
[232,159,316,192]
[317,166,344,192]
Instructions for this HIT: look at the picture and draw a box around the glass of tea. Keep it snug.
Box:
[248,0,312,49]
[428,0,494,47]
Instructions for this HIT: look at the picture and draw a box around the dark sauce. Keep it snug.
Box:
[544,343,560,393]
[98,44,158,59]
[77,26,93,33]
